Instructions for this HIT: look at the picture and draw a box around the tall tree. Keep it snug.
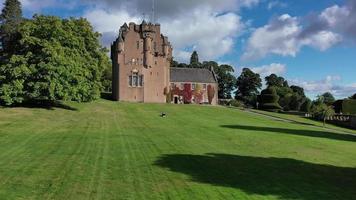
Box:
[321,92,335,105]
[202,61,236,99]
[0,0,23,56]
[290,85,306,97]
[350,93,356,99]
[0,15,108,105]
[190,51,200,68]
[235,68,262,107]
[265,74,285,88]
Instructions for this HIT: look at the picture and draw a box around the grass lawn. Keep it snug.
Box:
[0,100,355,200]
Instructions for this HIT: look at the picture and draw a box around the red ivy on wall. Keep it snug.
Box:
[183,83,192,104]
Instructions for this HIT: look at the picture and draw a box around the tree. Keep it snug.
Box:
[311,103,335,127]
[0,0,23,57]
[350,93,356,99]
[290,85,305,96]
[321,92,335,105]
[235,68,262,107]
[202,61,236,99]
[300,98,312,113]
[265,74,285,88]
[258,87,282,112]
[190,51,201,68]
[0,15,109,105]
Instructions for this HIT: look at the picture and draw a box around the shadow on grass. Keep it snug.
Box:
[221,125,356,142]
[11,100,78,111]
[155,153,356,200]
[101,92,114,101]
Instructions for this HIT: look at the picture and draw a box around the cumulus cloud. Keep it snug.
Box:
[289,75,356,99]
[243,0,356,60]
[161,8,243,62]
[85,0,259,18]
[20,0,77,12]
[242,14,341,60]
[250,63,287,78]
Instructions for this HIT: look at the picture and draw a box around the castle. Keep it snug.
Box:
[111,21,218,105]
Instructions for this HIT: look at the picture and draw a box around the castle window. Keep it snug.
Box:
[136,41,140,49]
[203,84,207,90]
[154,42,157,51]
[192,83,196,90]
[139,75,144,87]
[129,72,139,87]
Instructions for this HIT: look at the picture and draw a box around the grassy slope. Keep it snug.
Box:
[0,100,355,200]
[250,109,356,134]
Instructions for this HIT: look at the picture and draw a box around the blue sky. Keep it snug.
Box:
[1,0,355,99]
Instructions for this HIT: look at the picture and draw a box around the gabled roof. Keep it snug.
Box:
[170,67,217,83]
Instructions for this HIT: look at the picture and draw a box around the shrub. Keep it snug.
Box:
[229,99,245,108]
[342,99,356,115]
[300,98,312,113]
[258,87,282,112]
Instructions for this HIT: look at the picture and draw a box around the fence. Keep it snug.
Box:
[326,114,356,130]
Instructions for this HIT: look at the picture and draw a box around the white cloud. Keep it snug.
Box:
[267,1,287,10]
[20,0,77,12]
[242,14,341,60]
[289,76,356,99]
[250,63,287,78]
[161,7,243,62]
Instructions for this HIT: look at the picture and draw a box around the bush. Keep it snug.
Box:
[300,99,312,113]
[229,99,245,108]
[258,87,282,112]
[342,99,356,115]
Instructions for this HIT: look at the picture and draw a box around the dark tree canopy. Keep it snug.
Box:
[290,85,305,97]
[0,0,23,57]
[350,93,356,99]
[0,15,109,105]
[265,74,285,88]
[236,68,262,106]
[321,92,335,105]
[190,51,200,68]
[258,86,282,112]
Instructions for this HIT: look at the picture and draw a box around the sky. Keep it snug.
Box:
[1,0,355,99]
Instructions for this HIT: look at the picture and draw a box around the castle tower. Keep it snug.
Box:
[111,21,173,103]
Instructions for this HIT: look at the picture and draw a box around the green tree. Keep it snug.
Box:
[321,92,335,105]
[350,93,356,99]
[265,74,285,88]
[0,15,108,105]
[235,68,262,107]
[203,61,236,99]
[0,0,23,55]
[290,85,305,97]
[190,51,201,68]
[300,98,312,113]
[258,86,282,112]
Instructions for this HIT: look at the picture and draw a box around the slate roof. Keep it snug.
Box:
[170,68,217,83]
